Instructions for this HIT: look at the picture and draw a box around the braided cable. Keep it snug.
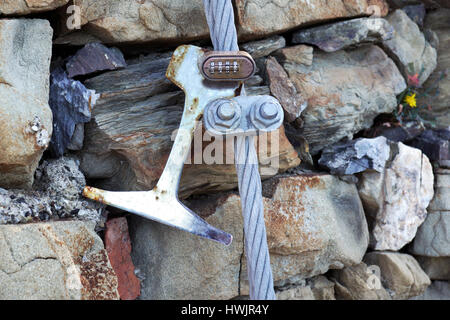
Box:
[202,0,276,300]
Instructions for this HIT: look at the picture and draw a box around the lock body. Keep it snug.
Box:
[200,51,255,81]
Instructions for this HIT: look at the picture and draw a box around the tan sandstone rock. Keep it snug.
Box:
[276,276,336,300]
[55,0,389,45]
[130,174,369,299]
[331,262,392,300]
[0,0,69,15]
[234,0,389,40]
[364,252,431,299]
[0,221,119,300]
[0,19,53,189]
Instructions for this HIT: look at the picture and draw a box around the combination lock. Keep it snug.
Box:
[199,51,256,81]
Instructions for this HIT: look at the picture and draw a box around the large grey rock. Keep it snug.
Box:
[0,221,119,300]
[0,158,105,227]
[383,9,437,86]
[358,142,434,251]
[130,174,369,299]
[292,17,394,52]
[241,36,286,59]
[0,19,53,189]
[240,175,369,295]
[283,44,406,155]
[364,252,431,299]
[0,0,69,15]
[130,193,243,300]
[415,256,450,280]
[418,8,450,128]
[319,137,393,175]
[331,262,392,300]
[428,168,450,212]
[409,211,450,257]
[410,281,450,300]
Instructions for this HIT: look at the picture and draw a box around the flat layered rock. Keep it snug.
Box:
[130,174,368,299]
[415,256,450,280]
[241,35,286,60]
[418,8,450,128]
[409,129,450,164]
[382,9,437,86]
[283,44,406,155]
[80,55,300,198]
[234,0,389,40]
[292,17,394,52]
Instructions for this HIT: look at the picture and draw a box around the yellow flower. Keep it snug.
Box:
[404,93,417,108]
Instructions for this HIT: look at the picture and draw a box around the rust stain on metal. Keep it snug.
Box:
[191,97,199,112]
[88,95,92,113]
[166,45,189,90]
[83,186,106,204]
[234,82,244,96]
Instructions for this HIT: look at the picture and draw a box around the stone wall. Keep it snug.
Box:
[0,0,448,300]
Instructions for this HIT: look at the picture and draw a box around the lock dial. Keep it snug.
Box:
[200,51,255,81]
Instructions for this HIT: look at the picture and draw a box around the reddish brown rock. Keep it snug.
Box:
[105,217,140,300]
[265,56,307,122]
